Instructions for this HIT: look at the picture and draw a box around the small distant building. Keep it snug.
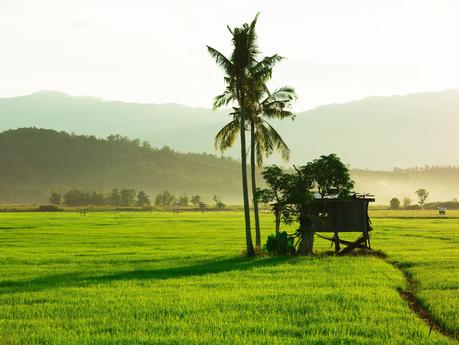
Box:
[438,207,447,215]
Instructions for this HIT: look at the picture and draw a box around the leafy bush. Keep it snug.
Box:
[264,231,294,256]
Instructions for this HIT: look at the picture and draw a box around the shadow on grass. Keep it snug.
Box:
[1,256,292,295]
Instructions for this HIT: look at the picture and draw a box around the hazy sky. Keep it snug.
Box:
[1,0,458,110]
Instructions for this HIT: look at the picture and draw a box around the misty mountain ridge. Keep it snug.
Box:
[1,89,458,169]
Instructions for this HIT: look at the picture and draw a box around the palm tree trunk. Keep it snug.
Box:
[250,122,261,248]
[239,101,255,257]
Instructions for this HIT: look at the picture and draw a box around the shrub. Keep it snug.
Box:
[389,197,400,210]
[37,205,62,212]
[264,231,294,256]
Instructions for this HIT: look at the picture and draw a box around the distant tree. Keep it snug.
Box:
[88,191,105,205]
[177,195,189,207]
[120,189,136,206]
[416,189,429,209]
[403,197,412,209]
[198,201,208,213]
[136,191,151,207]
[155,191,175,207]
[190,195,201,207]
[63,189,87,206]
[108,189,121,206]
[390,197,400,210]
[49,192,61,205]
[212,195,226,209]
[154,193,162,207]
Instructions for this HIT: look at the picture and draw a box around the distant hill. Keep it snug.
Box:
[1,89,458,169]
[0,128,243,204]
[0,128,458,204]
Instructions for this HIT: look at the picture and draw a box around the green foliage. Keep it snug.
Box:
[260,154,354,255]
[155,191,175,207]
[212,195,225,209]
[190,195,201,207]
[310,154,354,198]
[416,188,429,209]
[389,197,400,210]
[403,197,412,208]
[264,231,294,256]
[120,189,136,207]
[0,128,243,204]
[48,192,61,205]
[177,195,189,207]
[109,189,121,206]
[57,188,151,207]
[198,201,207,213]
[63,189,87,206]
[136,191,150,207]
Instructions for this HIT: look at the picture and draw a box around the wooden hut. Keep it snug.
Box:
[311,193,375,255]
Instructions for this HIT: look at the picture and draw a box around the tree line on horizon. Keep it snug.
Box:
[48,189,225,210]
[389,188,459,210]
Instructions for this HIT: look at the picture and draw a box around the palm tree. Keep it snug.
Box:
[244,57,297,247]
[216,82,297,247]
[248,86,297,247]
[207,14,260,256]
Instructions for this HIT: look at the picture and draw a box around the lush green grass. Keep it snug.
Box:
[369,209,459,218]
[0,211,457,344]
[373,217,459,338]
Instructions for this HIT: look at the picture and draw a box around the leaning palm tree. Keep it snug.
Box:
[246,59,297,247]
[216,81,297,247]
[207,14,260,256]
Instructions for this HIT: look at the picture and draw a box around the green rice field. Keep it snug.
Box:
[0,211,458,344]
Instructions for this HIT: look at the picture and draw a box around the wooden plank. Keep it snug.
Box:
[338,236,367,256]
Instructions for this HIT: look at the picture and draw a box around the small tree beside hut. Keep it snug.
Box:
[260,154,373,256]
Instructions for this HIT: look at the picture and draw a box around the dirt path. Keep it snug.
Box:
[388,259,458,342]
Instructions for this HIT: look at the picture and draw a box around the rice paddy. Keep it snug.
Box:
[0,211,457,344]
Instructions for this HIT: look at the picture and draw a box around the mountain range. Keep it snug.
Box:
[1,89,458,169]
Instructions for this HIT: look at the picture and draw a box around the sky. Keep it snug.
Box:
[1,0,459,111]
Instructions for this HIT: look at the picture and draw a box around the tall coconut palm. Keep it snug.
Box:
[207,14,260,256]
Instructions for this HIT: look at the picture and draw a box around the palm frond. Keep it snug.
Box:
[207,46,233,76]
[263,86,297,104]
[250,55,283,83]
[213,88,236,110]
[254,121,275,166]
[215,119,240,152]
[264,120,291,162]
